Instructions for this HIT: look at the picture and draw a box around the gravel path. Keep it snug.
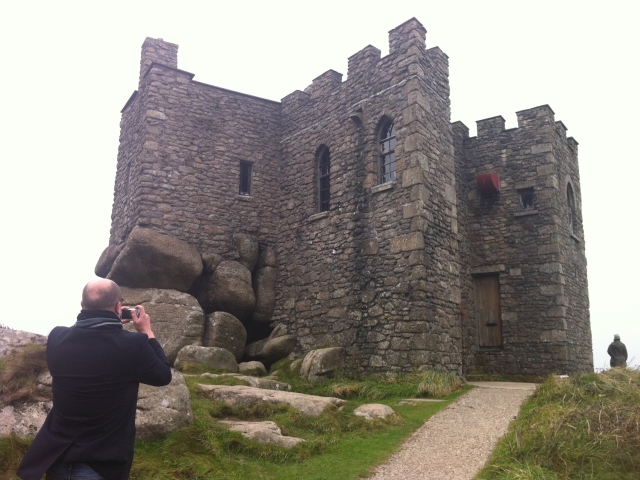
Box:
[366,382,537,480]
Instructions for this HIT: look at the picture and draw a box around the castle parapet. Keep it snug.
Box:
[516,105,555,129]
[139,38,178,87]
[476,115,505,138]
[389,17,426,56]
[452,121,470,140]
[305,69,343,99]
[347,45,381,80]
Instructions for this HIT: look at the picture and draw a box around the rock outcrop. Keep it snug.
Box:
[202,312,247,361]
[219,420,303,448]
[200,373,290,391]
[94,243,124,278]
[238,361,267,376]
[0,402,51,437]
[174,345,238,373]
[0,329,47,358]
[108,227,203,292]
[233,234,259,272]
[191,260,255,320]
[353,403,395,420]
[197,384,345,416]
[251,265,277,323]
[300,347,343,383]
[135,369,193,440]
[244,325,297,364]
[121,288,205,365]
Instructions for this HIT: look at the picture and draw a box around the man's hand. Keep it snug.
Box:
[131,305,155,339]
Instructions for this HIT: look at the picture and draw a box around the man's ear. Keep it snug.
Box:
[80,301,85,309]
[115,302,122,316]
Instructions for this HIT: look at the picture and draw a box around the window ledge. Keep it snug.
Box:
[570,233,581,243]
[514,209,537,217]
[371,181,395,194]
[238,195,253,202]
[309,211,329,221]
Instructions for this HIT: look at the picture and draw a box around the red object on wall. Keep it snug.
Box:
[476,173,500,194]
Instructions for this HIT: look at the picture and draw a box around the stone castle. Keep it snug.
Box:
[101,18,593,376]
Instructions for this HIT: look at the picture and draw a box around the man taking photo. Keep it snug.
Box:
[17,278,172,480]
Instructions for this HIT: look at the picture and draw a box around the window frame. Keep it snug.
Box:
[567,182,576,233]
[378,119,397,185]
[317,146,331,212]
[239,161,252,196]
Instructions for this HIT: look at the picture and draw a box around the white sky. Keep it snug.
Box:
[1,0,638,371]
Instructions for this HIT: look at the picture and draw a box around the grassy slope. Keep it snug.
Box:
[476,368,640,480]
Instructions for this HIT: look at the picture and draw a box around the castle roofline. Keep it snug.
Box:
[141,61,195,81]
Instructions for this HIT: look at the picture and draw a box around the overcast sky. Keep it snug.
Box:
[1,0,637,371]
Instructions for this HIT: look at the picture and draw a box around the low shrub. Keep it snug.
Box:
[0,344,50,406]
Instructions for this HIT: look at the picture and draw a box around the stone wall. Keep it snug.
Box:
[456,105,592,375]
[109,39,282,257]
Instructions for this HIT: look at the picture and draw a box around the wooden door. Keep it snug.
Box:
[474,275,503,347]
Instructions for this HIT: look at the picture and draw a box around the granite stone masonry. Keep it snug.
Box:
[102,18,592,376]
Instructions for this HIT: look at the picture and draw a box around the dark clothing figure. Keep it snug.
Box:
[17,310,171,480]
[607,337,628,368]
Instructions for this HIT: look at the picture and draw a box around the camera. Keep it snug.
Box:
[121,308,140,320]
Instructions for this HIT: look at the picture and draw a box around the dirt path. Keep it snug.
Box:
[366,382,537,480]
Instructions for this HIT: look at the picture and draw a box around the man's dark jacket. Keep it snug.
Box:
[17,310,172,480]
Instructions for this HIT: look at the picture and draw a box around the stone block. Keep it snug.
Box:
[390,232,424,253]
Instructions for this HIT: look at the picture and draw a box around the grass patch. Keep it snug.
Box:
[0,435,31,480]
[476,368,640,480]
[0,344,50,406]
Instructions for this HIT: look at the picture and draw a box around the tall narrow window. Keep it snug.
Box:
[379,120,396,184]
[567,183,576,233]
[318,147,330,212]
[519,188,534,210]
[239,161,252,196]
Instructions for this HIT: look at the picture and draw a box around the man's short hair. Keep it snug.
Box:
[82,280,122,311]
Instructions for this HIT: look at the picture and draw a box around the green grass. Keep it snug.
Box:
[476,368,640,480]
[128,374,467,480]
[0,357,467,480]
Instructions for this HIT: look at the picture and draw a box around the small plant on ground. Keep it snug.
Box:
[417,370,462,397]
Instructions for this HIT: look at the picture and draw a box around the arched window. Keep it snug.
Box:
[317,147,330,212]
[379,120,396,184]
[567,183,576,233]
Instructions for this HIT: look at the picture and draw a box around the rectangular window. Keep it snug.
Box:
[239,161,252,196]
[519,188,534,210]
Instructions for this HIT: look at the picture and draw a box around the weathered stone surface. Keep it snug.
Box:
[191,260,256,320]
[234,234,259,272]
[135,369,193,440]
[354,403,395,420]
[219,420,303,447]
[300,347,343,383]
[197,384,346,416]
[121,287,205,365]
[202,252,222,274]
[203,312,247,361]
[94,243,124,278]
[261,335,297,363]
[244,339,268,360]
[108,227,203,292]
[201,373,290,391]
[0,402,51,437]
[256,245,277,269]
[252,266,277,323]
[0,330,47,358]
[239,361,267,375]
[174,345,238,372]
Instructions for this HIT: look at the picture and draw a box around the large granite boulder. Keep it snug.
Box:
[108,227,203,292]
[219,420,303,448]
[354,404,396,420]
[233,234,259,272]
[94,243,124,278]
[203,312,247,361]
[121,288,205,365]
[300,347,343,383]
[191,261,256,320]
[135,369,193,440]
[174,345,238,373]
[198,384,346,417]
[256,245,277,269]
[0,329,47,358]
[200,373,290,391]
[239,361,267,376]
[244,325,297,364]
[252,266,277,323]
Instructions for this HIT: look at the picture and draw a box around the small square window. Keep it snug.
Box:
[519,188,534,210]
[239,161,252,196]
